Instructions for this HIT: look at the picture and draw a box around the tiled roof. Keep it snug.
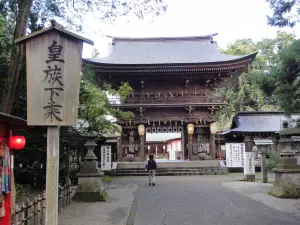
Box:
[0,112,29,130]
[85,34,257,65]
[226,112,300,134]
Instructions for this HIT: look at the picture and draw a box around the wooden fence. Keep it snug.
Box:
[11,184,72,225]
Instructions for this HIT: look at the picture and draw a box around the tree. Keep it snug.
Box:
[269,39,300,113]
[0,0,168,114]
[267,0,300,27]
[214,31,295,130]
[78,67,133,134]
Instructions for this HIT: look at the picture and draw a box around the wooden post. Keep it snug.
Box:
[140,135,145,160]
[37,194,42,224]
[14,205,19,225]
[41,191,46,225]
[188,135,192,160]
[45,126,60,225]
[261,153,268,183]
[20,203,26,225]
[210,134,216,159]
[117,135,122,161]
[33,197,38,225]
[58,186,62,213]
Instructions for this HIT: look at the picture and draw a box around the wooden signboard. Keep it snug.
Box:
[26,31,81,125]
[225,143,245,168]
[101,145,112,171]
[16,24,93,126]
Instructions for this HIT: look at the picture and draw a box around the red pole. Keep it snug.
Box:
[0,146,12,225]
[1,193,11,225]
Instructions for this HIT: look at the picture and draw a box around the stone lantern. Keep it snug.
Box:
[269,131,300,198]
[72,129,107,202]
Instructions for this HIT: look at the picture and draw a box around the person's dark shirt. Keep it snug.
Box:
[146,159,157,170]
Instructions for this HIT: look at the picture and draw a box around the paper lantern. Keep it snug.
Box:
[10,136,26,150]
[187,124,194,135]
[210,122,218,135]
[138,124,145,136]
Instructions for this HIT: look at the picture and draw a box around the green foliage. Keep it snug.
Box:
[79,71,110,131]
[102,175,113,183]
[267,151,280,171]
[7,0,168,32]
[270,39,300,113]
[214,33,295,131]
[78,68,134,134]
[267,0,300,27]
[0,14,13,91]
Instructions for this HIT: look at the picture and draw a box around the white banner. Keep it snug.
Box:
[226,143,245,167]
[244,152,256,175]
[101,145,112,171]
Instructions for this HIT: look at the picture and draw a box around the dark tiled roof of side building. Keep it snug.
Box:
[224,111,300,134]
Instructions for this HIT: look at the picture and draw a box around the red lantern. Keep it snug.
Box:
[9,136,26,150]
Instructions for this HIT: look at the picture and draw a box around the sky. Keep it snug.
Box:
[81,0,300,58]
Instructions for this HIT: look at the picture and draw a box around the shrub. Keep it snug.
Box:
[102,175,113,183]
[267,151,280,171]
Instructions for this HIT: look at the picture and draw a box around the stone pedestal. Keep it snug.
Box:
[245,174,255,182]
[269,144,300,198]
[72,130,107,202]
[73,172,107,202]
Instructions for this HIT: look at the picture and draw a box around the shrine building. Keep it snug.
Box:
[84,34,257,162]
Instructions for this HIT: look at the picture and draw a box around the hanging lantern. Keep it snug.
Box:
[138,124,145,136]
[210,122,218,135]
[9,136,26,150]
[187,124,194,135]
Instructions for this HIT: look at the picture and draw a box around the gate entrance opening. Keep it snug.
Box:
[146,132,183,161]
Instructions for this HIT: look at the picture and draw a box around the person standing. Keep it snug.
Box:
[145,155,157,186]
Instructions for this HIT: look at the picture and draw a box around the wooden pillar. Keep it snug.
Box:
[117,134,122,161]
[140,134,145,161]
[272,136,278,152]
[45,126,60,225]
[261,153,268,183]
[211,134,216,159]
[188,135,193,160]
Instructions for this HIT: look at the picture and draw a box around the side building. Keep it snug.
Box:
[84,34,257,161]
[222,111,300,167]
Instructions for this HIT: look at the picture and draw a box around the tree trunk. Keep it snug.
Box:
[64,145,70,185]
[1,0,33,114]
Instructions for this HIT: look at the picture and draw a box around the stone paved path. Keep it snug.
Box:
[57,174,300,225]
[126,175,300,225]
[223,181,300,217]
[58,183,137,225]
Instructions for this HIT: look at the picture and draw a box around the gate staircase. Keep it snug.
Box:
[115,160,225,176]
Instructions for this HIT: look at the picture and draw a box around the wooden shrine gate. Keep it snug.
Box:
[85,34,257,161]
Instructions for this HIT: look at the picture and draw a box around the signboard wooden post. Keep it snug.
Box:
[225,143,245,168]
[244,151,256,178]
[101,145,112,171]
[15,22,93,225]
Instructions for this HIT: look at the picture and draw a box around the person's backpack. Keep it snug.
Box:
[147,159,157,170]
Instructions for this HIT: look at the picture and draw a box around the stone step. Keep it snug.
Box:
[116,167,222,176]
[118,168,220,171]
[117,160,220,169]
[116,171,222,176]
[115,160,224,176]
